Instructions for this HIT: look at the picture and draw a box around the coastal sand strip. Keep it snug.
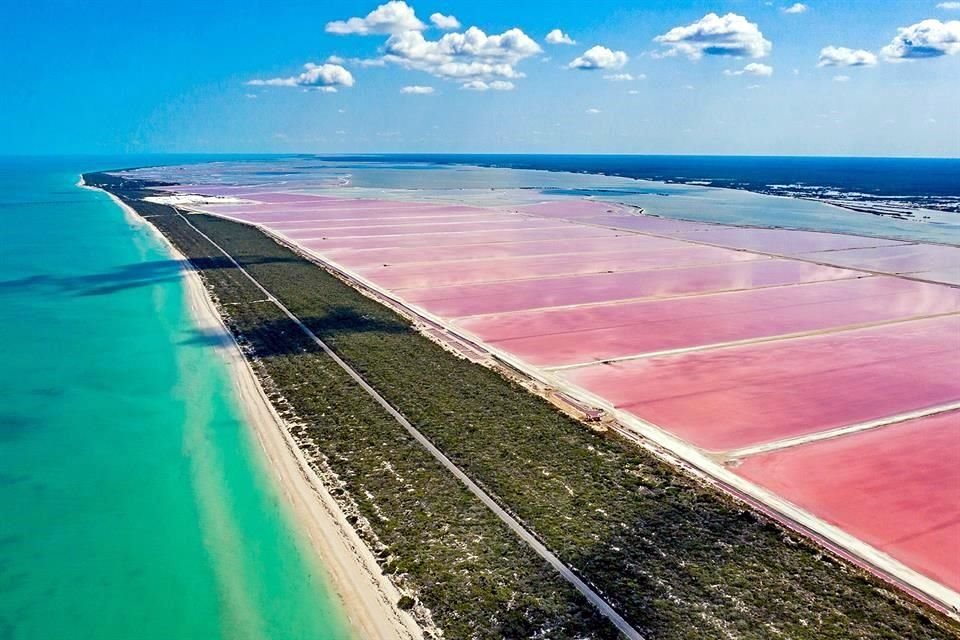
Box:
[175,210,647,640]
[89,183,420,640]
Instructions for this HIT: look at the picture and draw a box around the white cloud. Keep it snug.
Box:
[586,108,601,114]
[833,74,850,82]
[747,83,761,89]
[546,28,576,45]
[326,1,424,35]
[247,63,355,90]
[723,62,774,76]
[401,85,435,94]
[817,46,877,67]
[383,26,541,82]
[654,13,771,59]
[430,12,460,30]
[461,79,515,91]
[627,89,640,94]
[245,93,258,99]
[937,2,960,9]
[353,57,388,67]
[569,45,628,69]
[783,3,808,14]
[604,72,644,81]
[881,19,960,60]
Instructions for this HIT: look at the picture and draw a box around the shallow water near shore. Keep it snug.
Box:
[0,157,350,639]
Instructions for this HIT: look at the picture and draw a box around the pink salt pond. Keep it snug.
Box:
[802,243,960,275]
[362,244,761,290]
[282,218,565,241]
[736,411,960,592]
[404,259,857,318]
[514,199,636,218]
[670,226,906,255]
[560,315,960,451]
[258,211,498,228]
[461,276,960,367]
[323,235,687,268]
[299,224,618,252]
[200,191,960,597]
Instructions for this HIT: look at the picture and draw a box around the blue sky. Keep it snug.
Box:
[3,0,958,156]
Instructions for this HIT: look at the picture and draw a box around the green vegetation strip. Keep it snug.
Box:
[178,207,642,639]
[89,174,959,640]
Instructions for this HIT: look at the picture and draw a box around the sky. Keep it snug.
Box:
[2,0,959,157]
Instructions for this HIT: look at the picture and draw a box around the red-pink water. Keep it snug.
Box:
[737,411,960,592]
[458,276,955,341]
[459,277,960,366]
[561,315,960,451]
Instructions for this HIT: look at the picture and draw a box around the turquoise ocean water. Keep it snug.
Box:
[0,157,350,640]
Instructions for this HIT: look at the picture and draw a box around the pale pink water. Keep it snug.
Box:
[404,259,857,317]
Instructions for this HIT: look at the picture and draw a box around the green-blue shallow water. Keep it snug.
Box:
[0,157,350,640]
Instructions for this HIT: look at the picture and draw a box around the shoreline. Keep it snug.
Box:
[84,180,420,640]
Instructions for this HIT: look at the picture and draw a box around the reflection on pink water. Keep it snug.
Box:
[225,192,329,204]
[363,244,761,290]
[514,200,636,218]
[325,235,686,267]
[561,315,960,450]
[157,184,265,196]
[459,277,960,366]
[671,227,906,254]
[223,203,477,218]
[299,224,617,251]
[803,243,960,275]
[585,214,714,235]
[255,211,499,228]
[406,259,856,317]
[282,218,564,241]
[737,411,960,592]
[911,268,960,286]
